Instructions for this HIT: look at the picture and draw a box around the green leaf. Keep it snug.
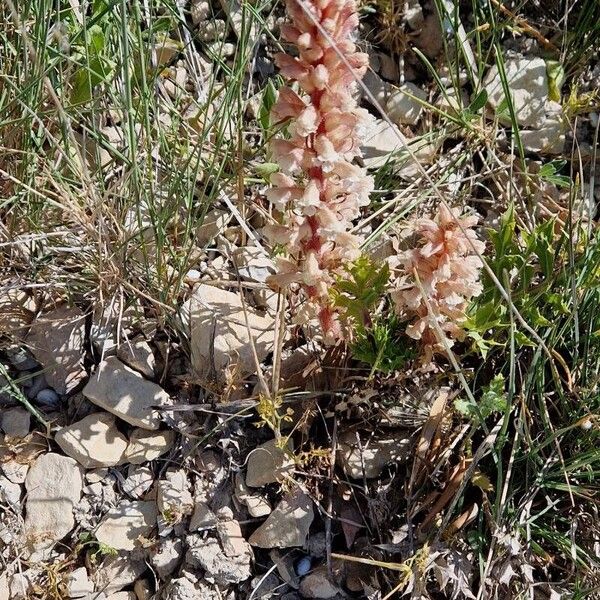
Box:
[255,162,279,181]
[546,60,565,103]
[539,160,570,188]
[468,89,488,113]
[259,80,278,132]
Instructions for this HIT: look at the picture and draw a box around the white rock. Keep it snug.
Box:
[123,465,155,498]
[55,413,128,468]
[25,304,86,395]
[249,488,314,548]
[86,468,109,483]
[196,19,226,42]
[124,428,175,464]
[484,56,549,128]
[24,453,82,551]
[196,208,231,245]
[362,119,403,169]
[157,469,194,519]
[234,473,271,518]
[186,534,252,585]
[189,501,218,531]
[180,284,277,383]
[405,0,424,29]
[150,537,183,578]
[337,431,412,479]
[0,475,21,505]
[8,573,32,600]
[233,246,276,283]
[299,567,343,599]
[1,460,28,484]
[65,567,93,598]
[387,82,427,125]
[364,72,427,125]
[95,501,158,551]
[0,407,30,438]
[217,519,252,558]
[191,0,210,24]
[0,573,8,600]
[0,290,34,337]
[105,593,136,600]
[92,553,147,595]
[117,340,156,379]
[246,439,294,488]
[520,108,565,154]
[83,356,168,429]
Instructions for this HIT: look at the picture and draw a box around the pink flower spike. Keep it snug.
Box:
[391,206,485,364]
[264,0,373,343]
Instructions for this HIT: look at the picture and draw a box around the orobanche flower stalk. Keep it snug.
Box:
[390,205,485,364]
[265,0,374,343]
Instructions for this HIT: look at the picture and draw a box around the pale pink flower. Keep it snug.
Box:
[264,0,373,342]
[391,206,485,363]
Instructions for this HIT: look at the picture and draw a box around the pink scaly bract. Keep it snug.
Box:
[264,0,374,344]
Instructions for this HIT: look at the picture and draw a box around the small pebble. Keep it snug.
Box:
[35,388,60,408]
[295,556,312,577]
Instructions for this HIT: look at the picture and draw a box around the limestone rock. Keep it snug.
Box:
[117,340,156,379]
[26,304,86,395]
[92,552,147,595]
[157,469,193,519]
[124,428,175,464]
[83,356,168,429]
[179,284,277,383]
[484,56,549,128]
[151,538,183,579]
[235,473,271,518]
[191,0,210,25]
[249,488,314,548]
[362,119,403,169]
[189,501,217,531]
[299,567,344,599]
[186,534,252,585]
[24,453,83,551]
[64,567,93,598]
[0,407,30,438]
[95,501,158,551]
[196,208,231,245]
[364,72,426,125]
[520,106,565,154]
[122,465,155,499]
[0,290,34,337]
[337,430,412,479]
[217,518,252,558]
[55,413,128,468]
[233,246,276,283]
[246,439,294,488]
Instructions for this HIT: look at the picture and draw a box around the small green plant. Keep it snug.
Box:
[332,255,412,374]
[78,532,118,563]
[466,205,567,353]
[454,374,508,424]
[254,393,293,443]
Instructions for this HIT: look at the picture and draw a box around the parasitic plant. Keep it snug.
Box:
[264,0,374,343]
[390,205,485,364]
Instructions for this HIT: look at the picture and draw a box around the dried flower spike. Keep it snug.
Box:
[390,205,485,363]
[265,0,374,343]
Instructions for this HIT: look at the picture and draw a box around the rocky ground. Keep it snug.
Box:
[1,0,599,598]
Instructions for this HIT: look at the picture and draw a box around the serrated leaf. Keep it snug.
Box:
[472,471,494,492]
